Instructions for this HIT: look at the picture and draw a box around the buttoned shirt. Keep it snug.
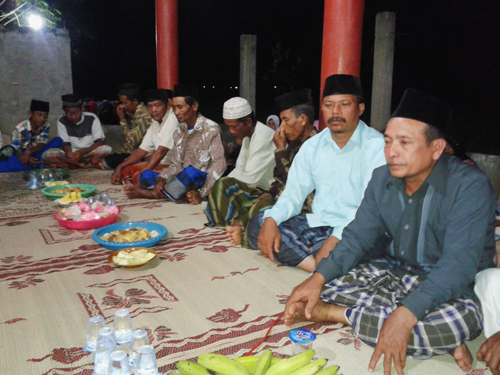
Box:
[159,114,226,197]
[228,122,276,189]
[139,108,179,165]
[315,153,496,320]
[263,120,386,239]
[120,102,152,153]
[11,120,50,152]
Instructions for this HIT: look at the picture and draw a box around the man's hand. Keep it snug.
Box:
[273,125,287,149]
[19,151,31,165]
[28,157,42,168]
[152,178,166,199]
[116,104,126,121]
[111,168,123,185]
[477,331,500,375]
[315,236,340,265]
[257,217,281,261]
[186,190,202,205]
[284,272,325,325]
[368,306,417,375]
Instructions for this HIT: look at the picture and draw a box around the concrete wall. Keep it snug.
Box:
[0,28,72,139]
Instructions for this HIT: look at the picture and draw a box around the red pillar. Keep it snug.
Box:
[320,0,365,130]
[156,0,179,89]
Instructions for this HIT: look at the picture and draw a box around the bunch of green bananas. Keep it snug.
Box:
[175,349,341,375]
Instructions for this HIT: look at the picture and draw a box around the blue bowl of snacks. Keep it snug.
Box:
[92,222,168,250]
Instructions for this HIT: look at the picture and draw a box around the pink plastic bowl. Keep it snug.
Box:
[54,208,121,230]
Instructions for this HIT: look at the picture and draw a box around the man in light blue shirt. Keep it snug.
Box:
[247,74,386,271]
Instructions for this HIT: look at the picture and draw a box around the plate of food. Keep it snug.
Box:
[92,222,168,250]
[43,180,70,187]
[41,184,96,200]
[108,247,157,269]
[54,205,120,230]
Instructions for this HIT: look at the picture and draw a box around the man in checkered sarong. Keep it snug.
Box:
[285,89,496,375]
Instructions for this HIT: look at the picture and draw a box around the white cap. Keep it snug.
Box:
[223,97,252,119]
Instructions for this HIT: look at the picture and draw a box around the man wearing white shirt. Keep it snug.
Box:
[109,89,179,196]
[224,97,277,189]
[247,74,386,271]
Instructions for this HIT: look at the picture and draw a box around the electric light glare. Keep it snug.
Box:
[28,14,43,30]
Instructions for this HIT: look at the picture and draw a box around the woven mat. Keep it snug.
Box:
[0,169,493,375]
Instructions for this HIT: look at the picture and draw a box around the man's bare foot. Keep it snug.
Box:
[284,300,348,326]
[226,224,243,245]
[450,343,473,372]
[123,184,156,199]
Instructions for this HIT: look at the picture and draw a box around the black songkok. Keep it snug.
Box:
[117,84,141,100]
[30,99,50,113]
[61,94,82,107]
[173,84,198,102]
[144,89,169,104]
[322,74,364,101]
[166,89,173,99]
[274,89,313,113]
[391,89,452,134]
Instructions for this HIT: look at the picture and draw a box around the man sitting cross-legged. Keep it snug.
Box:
[43,94,112,169]
[205,89,317,248]
[0,100,63,173]
[125,84,226,204]
[111,89,179,190]
[284,89,496,375]
[101,83,153,170]
[247,74,386,271]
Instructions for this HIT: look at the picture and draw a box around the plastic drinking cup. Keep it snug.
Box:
[129,329,150,368]
[108,350,131,375]
[135,345,158,375]
[93,338,116,375]
[98,327,117,347]
[113,309,133,345]
[86,315,105,352]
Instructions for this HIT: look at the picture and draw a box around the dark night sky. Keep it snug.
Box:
[68,0,500,153]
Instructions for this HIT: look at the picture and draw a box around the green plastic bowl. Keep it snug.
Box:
[24,168,70,179]
[41,184,96,200]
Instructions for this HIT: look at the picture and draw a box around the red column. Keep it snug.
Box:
[156,0,178,89]
[319,0,365,130]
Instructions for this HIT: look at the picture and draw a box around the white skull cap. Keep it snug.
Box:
[223,97,252,119]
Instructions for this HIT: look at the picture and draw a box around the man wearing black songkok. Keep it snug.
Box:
[285,89,495,374]
[0,99,63,172]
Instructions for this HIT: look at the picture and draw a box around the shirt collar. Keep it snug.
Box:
[180,113,203,132]
[323,119,364,151]
[390,152,449,194]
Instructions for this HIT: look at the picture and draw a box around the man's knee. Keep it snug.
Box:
[247,212,264,250]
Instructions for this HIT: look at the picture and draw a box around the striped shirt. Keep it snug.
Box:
[11,120,50,152]
[57,112,105,151]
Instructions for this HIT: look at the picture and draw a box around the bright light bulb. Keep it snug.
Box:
[28,14,43,30]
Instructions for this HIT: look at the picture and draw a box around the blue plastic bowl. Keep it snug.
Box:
[92,222,168,250]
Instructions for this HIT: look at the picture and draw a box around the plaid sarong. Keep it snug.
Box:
[247,213,333,266]
[321,258,483,359]
[205,177,275,248]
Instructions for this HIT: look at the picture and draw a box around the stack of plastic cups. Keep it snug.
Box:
[135,345,158,375]
[98,327,117,347]
[129,330,150,370]
[93,338,116,375]
[108,350,131,375]
[113,309,133,345]
[85,316,105,352]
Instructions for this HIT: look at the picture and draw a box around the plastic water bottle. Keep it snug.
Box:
[47,170,55,181]
[27,174,38,190]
